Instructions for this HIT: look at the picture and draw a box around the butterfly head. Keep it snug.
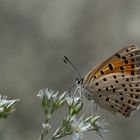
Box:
[76,77,84,85]
[75,77,94,100]
[63,56,93,100]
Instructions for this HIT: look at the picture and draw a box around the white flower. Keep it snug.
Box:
[58,92,67,102]
[86,115,109,137]
[0,107,3,113]
[37,88,55,100]
[70,115,91,140]
[52,91,66,105]
[42,123,51,131]
[37,88,67,114]
[37,89,67,104]
[66,97,80,106]
[95,118,109,133]
[0,95,19,109]
[0,95,19,118]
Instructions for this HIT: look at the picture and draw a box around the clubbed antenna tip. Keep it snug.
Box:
[63,56,81,79]
[63,59,67,63]
[63,56,69,63]
[64,56,69,61]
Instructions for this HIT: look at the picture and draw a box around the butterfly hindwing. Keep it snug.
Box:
[86,73,140,117]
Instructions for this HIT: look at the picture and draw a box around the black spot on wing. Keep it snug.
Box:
[108,64,113,71]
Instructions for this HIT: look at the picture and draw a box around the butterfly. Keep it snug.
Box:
[64,45,140,117]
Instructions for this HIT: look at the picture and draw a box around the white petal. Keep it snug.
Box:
[80,123,91,132]
[72,132,80,140]
[0,107,4,112]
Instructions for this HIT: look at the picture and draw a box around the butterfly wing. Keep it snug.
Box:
[83,44,140,85]
[82,45,140,117]
[87,73,140,117]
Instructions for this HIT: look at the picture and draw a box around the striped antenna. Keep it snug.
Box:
[63,56,81,79]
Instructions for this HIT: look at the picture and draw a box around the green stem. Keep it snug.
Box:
[50,136,57,140]
[39,133,45,140]
[50,133,72,140]
[38,109,50,140]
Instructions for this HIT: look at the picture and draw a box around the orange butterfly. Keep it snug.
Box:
[64,45,140,117]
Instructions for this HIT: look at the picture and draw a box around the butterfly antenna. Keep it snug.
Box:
[63,56,81,79]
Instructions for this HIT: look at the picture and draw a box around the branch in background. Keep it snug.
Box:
[38,88,109,140]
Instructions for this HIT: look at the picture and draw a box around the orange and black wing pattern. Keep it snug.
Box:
[83,45,140,85]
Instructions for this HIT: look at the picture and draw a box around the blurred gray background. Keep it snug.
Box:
[0,0,140,140]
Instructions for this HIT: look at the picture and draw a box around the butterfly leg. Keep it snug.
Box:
[92,100,97,116]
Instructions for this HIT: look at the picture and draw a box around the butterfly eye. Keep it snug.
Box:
[77,81,80,84]
[77,78,84,84]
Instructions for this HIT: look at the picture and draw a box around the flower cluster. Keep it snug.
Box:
[0,95,19,118]
[37,89,66,114]
[37,89,67,140]
[66,97,83,116]
[38,88,109,140]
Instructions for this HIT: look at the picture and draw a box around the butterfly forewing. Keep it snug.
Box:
[83,45,139,85]
[82,45,140,117]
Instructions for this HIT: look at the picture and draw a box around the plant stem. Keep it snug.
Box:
[50,136,57,140]
[38,110,50,140]
[39,133,45,140]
